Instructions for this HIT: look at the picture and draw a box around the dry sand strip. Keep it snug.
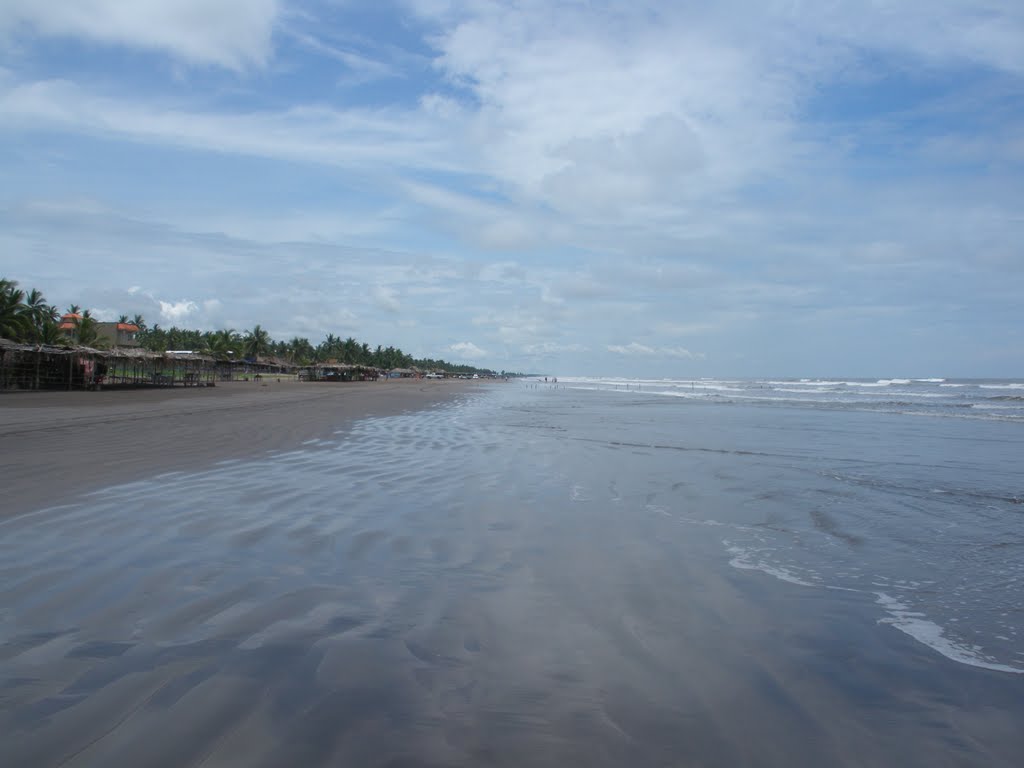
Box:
[0,379,481,518]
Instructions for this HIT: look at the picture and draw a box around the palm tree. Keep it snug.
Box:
[15,288,60,388]
[342,336,359,363]
[67,304,81,316]
[321,333,341,361]
[131,314,146,330]
[23,289,58,343]
[138,323,166,352]
[286,336,313,365]
[33,320,63,345]
[0,279,28,341]
[74,309,101,347]
[243,325,271,360]
[206,328,238,359]
[167,327,187,350]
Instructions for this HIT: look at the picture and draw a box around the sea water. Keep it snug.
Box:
[552,376,1024,672]
[2,379,1023,765]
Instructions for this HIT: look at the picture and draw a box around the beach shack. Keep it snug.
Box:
[387,367,419,379]
[0,340,218,391]
[0,338,84,391]
[299,363,379,382]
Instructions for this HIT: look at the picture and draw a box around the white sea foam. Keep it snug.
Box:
[874,593,1024,674]
[554,376,1019,421]
[772,387,833,394]
[832,379,917,387]
[724,543,817,587]
[850,390,947,398]
[654,390,717,399]
[570,483,591,502]
[723,555,1024,673]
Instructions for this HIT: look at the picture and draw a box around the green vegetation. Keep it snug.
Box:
[1,279,108,348]
[136,324,500,374]
[69,308,101,347]
[1,278,60,345]
[2,276,508,376]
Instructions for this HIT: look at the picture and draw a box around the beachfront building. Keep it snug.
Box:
[57,314,140,348]
[96,322,141,348]
[56,312,81,339]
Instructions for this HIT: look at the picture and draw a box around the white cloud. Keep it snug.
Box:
[470,303,571,349]
[4,1,1019,259]
[158,299,198,323]
[0,0,280,70]
[663,346,705,360]
[414,2,799,219]
[373,285,401,312]
[607,342,656,356]
[522,342,589,355]
[448,341,486,359]
[3,2,1023,376]
[0,78,453,177]
[290,308,359,339]
[405,0,1024,234]
[607,342,703,360]
[287,29,400,86]
[655,321,715,337]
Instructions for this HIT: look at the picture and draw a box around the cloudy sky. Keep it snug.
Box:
[2,1,1021,376]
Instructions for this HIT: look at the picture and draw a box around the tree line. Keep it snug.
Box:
[1,278,505,375]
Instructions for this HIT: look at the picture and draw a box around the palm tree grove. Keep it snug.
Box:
[1,277,503,376]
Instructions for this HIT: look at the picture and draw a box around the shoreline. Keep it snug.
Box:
[0,379,483,518]
[3,379,1023,766]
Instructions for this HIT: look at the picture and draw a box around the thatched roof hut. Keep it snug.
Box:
[0,339,218,391]
[299,362,380,382]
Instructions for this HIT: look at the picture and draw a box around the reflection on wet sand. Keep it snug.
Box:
[3,388,1023,767]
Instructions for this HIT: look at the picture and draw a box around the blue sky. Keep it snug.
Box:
[1,0,1021,377]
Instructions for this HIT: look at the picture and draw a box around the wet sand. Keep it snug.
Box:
[0,379,478,518]
[2,383,1022,767]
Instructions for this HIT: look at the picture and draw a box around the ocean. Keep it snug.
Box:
[3,378,1023,766]
[551,376,1024,671]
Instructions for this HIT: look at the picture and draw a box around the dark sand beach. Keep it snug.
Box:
[0,378,477,518]
[2,382,1022,767]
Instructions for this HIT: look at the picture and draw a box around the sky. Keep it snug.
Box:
[1,0,1022,377]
